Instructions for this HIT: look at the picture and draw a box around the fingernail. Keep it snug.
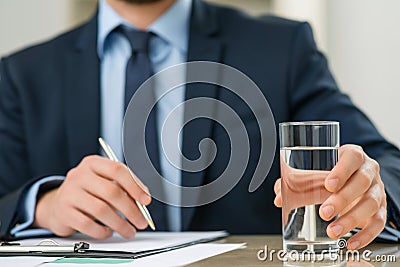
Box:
[331,224,343,237]
[128,231,136,239]
[327,178,339,191]
[349,241,360,250]
[322,205,334,219]
[140,194,151,205]
[134,216,147,230]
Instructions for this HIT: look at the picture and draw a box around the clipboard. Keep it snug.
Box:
[0,236,225,259]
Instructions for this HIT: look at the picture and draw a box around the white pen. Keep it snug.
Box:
[98,137,156,231]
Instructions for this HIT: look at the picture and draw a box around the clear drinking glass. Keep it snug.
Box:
[279,121,340,262]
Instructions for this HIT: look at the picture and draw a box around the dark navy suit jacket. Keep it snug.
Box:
[1,0,399,239]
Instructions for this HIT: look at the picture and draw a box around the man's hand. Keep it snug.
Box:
[274,144,387,250]
[33,155,151,239]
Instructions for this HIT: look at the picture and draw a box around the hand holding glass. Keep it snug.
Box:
[279,121,340,257]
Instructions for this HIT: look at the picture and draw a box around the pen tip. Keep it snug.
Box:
[149,221,156,231]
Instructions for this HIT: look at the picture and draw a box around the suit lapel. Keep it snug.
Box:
[65,15,100,168]
[181,0,223,230]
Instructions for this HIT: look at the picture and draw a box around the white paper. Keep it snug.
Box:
[5,231,239,266]
[17,231,228,252]
[0,256,60,267]
[132,243,245,266]
[40,243,245,267]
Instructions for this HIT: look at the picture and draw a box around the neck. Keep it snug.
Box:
[106,0,176,30]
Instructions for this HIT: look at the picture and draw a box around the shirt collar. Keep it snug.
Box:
[148,0,192,53]
[97,0,192,58]
[97,0,126,58]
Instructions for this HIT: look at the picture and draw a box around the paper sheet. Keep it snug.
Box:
[17,231,228,252]
[1,231,243,266]
[132,243,245,266]
[0,256,60,267]
[41,243,245,267]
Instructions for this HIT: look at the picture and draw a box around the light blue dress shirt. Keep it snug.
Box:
[12,0,191,237]
[99,0,190,231]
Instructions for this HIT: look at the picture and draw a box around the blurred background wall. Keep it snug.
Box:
[0,0,399,147]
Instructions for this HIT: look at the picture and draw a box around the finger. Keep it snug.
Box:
[68,208,113,239]
[71,191,137,239]
[346,206,386,250]
[126,167,150,196]
[274,178,281,195]
[47,208,76,237]
[320,165,375,221]
[346,259,374,267]
[325,183,383,239]
[325,145,365,192]
[82,156,151,205]
[274,193,282,207]
[274,178,282,207]
[81,175,148,230]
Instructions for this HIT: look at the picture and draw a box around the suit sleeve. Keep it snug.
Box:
[287,22,400,230]
[0,58,43,239]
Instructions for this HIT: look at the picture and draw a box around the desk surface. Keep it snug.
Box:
[189,235,399,267]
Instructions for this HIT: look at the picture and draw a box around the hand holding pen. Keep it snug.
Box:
[98,137,155,231]
[33,140,154,239]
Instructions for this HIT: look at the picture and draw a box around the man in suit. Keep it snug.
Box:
[0,0,399,251]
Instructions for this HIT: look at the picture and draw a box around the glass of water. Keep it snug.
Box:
[279,121,340,262]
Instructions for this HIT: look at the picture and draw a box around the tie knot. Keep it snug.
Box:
[118,27,153,53]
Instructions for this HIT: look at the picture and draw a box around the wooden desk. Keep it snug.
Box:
[189,235,399,267]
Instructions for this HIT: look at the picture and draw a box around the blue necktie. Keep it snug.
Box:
[119,27,168,231]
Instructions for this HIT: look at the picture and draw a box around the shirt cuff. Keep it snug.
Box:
[13,228,54,239]
[10,176,65,236]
